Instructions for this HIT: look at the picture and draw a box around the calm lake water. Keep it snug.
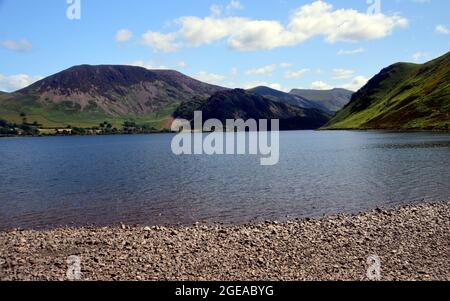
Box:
[0,131,449,230]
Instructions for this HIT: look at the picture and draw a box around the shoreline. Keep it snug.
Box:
[1,201,449,281]
[1,128,450,139]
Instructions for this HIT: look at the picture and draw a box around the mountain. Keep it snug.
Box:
[249,86,331,113]
[174,89,332,130]
[289,88,353,112]
[0,65,226,129]
[325,52,450,130]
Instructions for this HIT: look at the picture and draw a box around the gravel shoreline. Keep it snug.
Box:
[1,202,449,281]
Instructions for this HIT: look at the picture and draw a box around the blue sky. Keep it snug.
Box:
[0,0,449,92]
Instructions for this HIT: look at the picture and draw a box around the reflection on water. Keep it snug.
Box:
[0,131,449,230]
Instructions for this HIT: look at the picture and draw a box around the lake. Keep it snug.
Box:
[0,131,449,230]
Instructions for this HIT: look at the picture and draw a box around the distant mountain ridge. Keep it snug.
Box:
[289,88,353,112]
[325,51,450,130]
[18,64,226,115]
[174,89,332,130]
[249,86,333,114]
[0,65,227,129]
[4,52,447,133]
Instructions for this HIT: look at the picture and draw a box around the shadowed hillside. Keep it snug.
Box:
[289,88,353,112]
[249,86,332,113]
[174,89,332,130]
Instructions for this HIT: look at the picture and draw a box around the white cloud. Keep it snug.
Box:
[0,74,42,92]
[231,67,238,77]
[339,75,368,91]
[279,63,292,68]
[209,1,243,18]
[226,0,243,12]
[127,60,188,69]
[242,81,283,91]
[412,51,429,62]
[288,1,408,43]
[210,4,222,17]
[176,16,241,47]
[337,48,365,55]
[311,75,368,91]
[246,64,277,75]
[141,31,181,52]
[126,60,168,70]
[176,61,187,68]
[311,81,332,90]
[332,68,355,79]
[284,68,310,79]
[1,38,33,52]
[115,29,133,43]
[155,0,408,52]
[194,71,226,84]
[436,25,450,35]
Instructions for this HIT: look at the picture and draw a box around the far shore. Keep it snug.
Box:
[2,127,450,139]
[1,201,448,281]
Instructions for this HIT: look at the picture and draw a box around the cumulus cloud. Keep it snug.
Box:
[242,81,283,91]
[279,63,292,68]
[332,69,355,79]
[310,75,368,91]
[339,75,368,91]
[115,29,133,43]
[412,51,429,62]
[226,0,243,12]
[141,31,181,52]
[436,25,450,35]
[287,1,408,44]
[311,81,332,90]
[126,60,168,70]
[194,71,226,84]
[0,74,42,92]
[209,4,222,17]
[231,67,238,77]
[176,61,187,68]
[284,69,310,79]
[246,64,277,75]
[144,1,408,52]
[210,0,243,17]
[1,38,33,52]
[337,48,365,55]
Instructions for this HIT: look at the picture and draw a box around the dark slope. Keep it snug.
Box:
[249,86,331,113]
[174,89,332,130]
[289,88,353,112]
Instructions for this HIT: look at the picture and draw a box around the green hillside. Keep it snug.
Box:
[325,52,450,130]
[0,65,225,131]
[0,92,177,130]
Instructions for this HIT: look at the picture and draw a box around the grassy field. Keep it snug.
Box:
[0,93,178,130]
[325,52,450,130]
